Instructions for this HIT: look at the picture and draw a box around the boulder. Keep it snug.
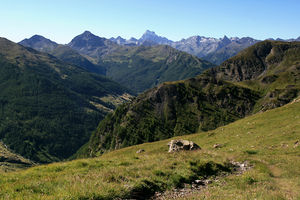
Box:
[213,143,222,148]
[136,149,145,153]
[168,140,201,152]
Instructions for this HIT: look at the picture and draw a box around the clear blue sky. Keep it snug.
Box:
[1,0,300,44]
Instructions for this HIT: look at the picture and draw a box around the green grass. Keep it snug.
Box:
[1,97,299,199]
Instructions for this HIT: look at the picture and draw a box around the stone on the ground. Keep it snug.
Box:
[213,143,222,148]
[136,149,145,153]
[168,140,201,152]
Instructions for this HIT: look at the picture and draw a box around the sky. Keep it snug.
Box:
[1,0,300,44]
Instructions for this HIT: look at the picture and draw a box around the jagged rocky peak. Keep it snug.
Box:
[139,30,173,44]
[221,35,231,42]
[110,36,126,45]
[144,30,156,35]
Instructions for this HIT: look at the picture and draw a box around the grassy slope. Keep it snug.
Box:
[1,98,299,199]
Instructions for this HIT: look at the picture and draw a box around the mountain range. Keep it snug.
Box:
[81,40,300,157]
[20,31,300,69]
[20,31,215,93]
[5,31,300,162]
[110,30,300,65]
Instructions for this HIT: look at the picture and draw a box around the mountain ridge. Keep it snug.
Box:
[81,40,300,157]
[109,30,300,64]
[19,35,58,53]
[19,35,106,75]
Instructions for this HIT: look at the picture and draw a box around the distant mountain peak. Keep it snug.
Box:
[139,30,173,45]
[21,34,57,44]
[222,35,230,40]
[19,35,58,52]
[110,36,126,45]
[31,34,47,40]
[144,30,156,35]
[82,30,93,35]
[68,31,117,57]
[129,37,138,41]
[220,35,231,45]
[77,30,99,39]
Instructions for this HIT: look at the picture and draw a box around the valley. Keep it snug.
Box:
[0,12,299,199]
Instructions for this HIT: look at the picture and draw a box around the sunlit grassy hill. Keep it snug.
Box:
[1,97,299,199]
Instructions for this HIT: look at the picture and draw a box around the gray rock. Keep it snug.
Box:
[213,143,222,148]
[136,149,145,153]
[168,140,201,153]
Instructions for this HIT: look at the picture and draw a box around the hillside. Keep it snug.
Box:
[83,41,300,157]
[0,142,33,172]
[208,40,300,111]
[50,45,106,75]
[100,45,215,93]
[0,97,299,199]
[0,38,132,163]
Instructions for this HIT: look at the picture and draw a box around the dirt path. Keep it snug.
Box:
[152,161,251,200]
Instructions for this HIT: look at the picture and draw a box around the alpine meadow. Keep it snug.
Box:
[1,1,300,199]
